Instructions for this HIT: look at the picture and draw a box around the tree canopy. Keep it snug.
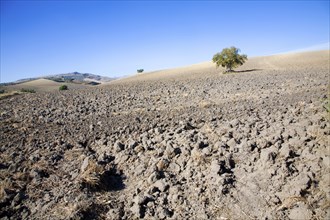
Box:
[212,47,247,72]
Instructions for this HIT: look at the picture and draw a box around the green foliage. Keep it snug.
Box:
[20,88,36,93]
[59,85,68,91]
[212,46,247,72]
[0,89,5,94]
[137,69,144,73]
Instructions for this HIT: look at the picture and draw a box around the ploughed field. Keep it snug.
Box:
[0,51,329,219]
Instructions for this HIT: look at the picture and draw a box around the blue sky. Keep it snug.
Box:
[0,1,329,83]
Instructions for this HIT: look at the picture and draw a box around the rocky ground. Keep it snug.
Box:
[0,62,329,219]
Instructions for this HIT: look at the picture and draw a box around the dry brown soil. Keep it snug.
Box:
[0,50,329,219]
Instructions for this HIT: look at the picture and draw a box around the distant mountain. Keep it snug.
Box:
[13,72,116,85]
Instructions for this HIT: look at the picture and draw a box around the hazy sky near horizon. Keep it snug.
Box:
[1,1,329,83]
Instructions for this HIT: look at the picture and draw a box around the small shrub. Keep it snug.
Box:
[59,85,68,91]
[0,89,5,94]
[20,88,36,93]
[137,69,144,73]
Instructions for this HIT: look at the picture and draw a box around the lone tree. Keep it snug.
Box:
[212,47,247,72]
[137,69,144,73]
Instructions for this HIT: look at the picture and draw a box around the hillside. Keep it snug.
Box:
[110,50,329,83]
[1,71,117,94]
[14,72,114,84]
[1,79,93,94]
[0,50,329,219]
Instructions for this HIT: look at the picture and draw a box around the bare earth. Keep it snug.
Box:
[0,50,329,219]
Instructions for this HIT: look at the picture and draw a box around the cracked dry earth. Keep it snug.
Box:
[1,56,330,219]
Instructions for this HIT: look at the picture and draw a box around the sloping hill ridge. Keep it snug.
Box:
[4,78,92,92]
[15,72,115,84]
[111,50,329,83]
[1,72,116,93]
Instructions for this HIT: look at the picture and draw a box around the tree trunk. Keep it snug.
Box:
[226,64,233,72]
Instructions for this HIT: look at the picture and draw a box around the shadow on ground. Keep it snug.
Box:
[100,167,126,191]
[81,166,126,192]
[235,69,263,73]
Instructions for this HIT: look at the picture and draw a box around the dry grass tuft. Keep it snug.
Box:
[276,196,307,211]
[68,200,92,218]
[49,200,93,219]
[80,159,105,187]
[199,100,213,109]
[191,148,209,166]
[307,126,329,146]
[31,159,49,170]
[0,179,14,200]
[156,159,169,171]
[209,204,233,220]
